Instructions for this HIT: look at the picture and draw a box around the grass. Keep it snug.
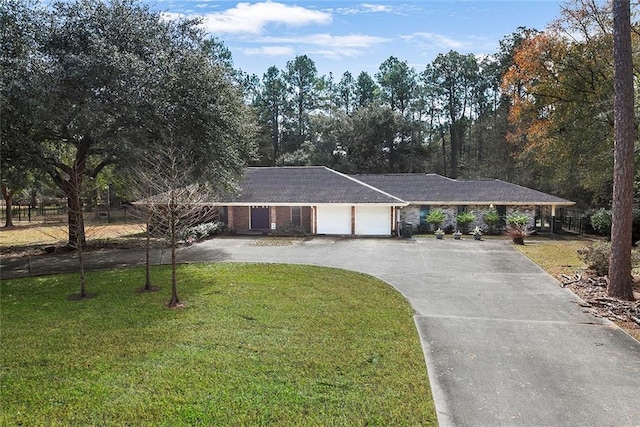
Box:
[0,263,436,426]
[513,234,590,277]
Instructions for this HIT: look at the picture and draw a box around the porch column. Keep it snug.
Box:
[312,206,317,234]
[228,206,234,231]
[351,206,356,235]
[270,206,277,230]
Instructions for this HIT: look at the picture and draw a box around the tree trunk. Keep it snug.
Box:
[608,0,635,301]
[77,241,88,298]
[449,122,459,179]
[440,126,447,177]
[145,218,153,291]
[168,205,180,307]
[66,181,86,249]
[2,183,14,227]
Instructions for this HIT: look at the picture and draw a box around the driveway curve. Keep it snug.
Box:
[185,236,640,427]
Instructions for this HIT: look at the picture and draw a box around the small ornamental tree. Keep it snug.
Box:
[134,144,227,308]
[426,209,446,232]
[456,211,476,233]
[483,209,501,234]
[506,213,530,245]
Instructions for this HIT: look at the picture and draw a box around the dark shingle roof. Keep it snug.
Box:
[354,173,574,205]
[222,166,405,205]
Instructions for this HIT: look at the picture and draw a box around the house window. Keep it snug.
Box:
[291,206,301,226]
[457,205,468,214]
[419,206,429,226]
[497,205,507,227]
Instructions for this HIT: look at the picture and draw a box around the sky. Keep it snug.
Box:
[146,0,564,78]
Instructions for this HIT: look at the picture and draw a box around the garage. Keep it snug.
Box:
[355,206,391,235]
[317,205,351,235]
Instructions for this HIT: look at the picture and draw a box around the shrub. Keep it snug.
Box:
[505,212,531,245]
[483,209,501,234]
[179,221,226,242]
[426,209,446,231]
[415,224,430,234]
[577,242,611,276]
[271,223,306,236]
[578,241,640,276]
[590,209,612,237]
[505,225,530,245]
[456,211,476,233]
[506,213,529,227]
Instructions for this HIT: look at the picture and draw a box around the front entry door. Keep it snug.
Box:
[251,206,270,230]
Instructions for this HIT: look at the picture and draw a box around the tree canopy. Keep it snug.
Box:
[1,0,256,244]
[5,0,640,216]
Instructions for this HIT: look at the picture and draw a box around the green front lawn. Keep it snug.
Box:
[1,263,436,426]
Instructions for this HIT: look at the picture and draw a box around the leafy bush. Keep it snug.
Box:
[578,241,640,276]
[415,224,430,234]
[590,209,612,237]
[271,223,307,236]
[505,213,530,244]
[577,242,610,276]
[456,211,476,233]
[179,221,226,242]
[426,209,446,230]
[506,213,529,227]
[505,225,530,245]
[483,209,501,234]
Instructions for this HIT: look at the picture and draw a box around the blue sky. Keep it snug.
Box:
[147,0,563,78]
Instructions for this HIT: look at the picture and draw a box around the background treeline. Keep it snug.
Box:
[2,0,639,218]
[236,0,640,209]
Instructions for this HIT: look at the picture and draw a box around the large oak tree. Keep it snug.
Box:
[2,0,255,248]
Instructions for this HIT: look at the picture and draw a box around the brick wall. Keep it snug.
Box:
[229,206,250,231]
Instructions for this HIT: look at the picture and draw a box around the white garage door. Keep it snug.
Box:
[317,205,351,235]
[355,206,391,236]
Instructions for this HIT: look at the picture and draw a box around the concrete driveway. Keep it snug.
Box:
[184,236,640,427]
[2,236,640,425]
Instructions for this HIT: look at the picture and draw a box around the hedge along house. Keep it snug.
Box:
[213,167,574,236]
[354,173,575,233]
[215,166,407,236]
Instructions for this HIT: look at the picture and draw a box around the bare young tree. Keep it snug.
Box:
[36,162,94,300]
[134,143,221,307]
[127,182,161,293]
[608,0,635,301]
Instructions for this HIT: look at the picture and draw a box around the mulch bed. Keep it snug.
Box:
[561,272,640,333]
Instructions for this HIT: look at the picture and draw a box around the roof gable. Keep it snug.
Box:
[224,166,405,205]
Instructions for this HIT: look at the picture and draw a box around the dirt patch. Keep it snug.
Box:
[249,237,303,247]
[561,272,640,341]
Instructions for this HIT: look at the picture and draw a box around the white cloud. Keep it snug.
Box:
[261,33,388,47]
[242,46,296,57]
[401,32,465,50]
[245,33,389,60]
[198,1,332,35]
[333,3,416,16]
[361,4,393,13]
